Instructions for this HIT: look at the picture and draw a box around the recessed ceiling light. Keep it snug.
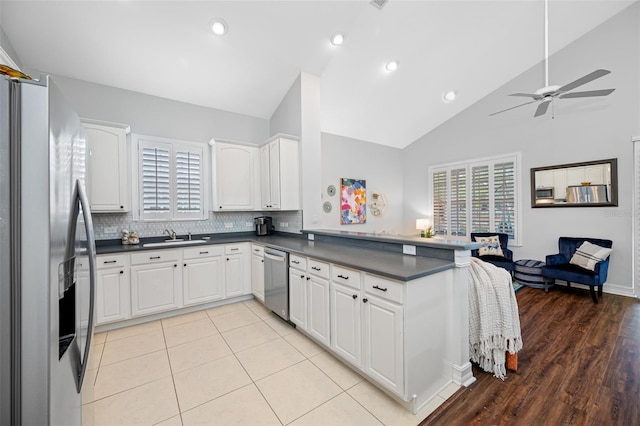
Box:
[210,18,228,36]
[385,61,399,72]
[330,33,345,46]
[443,90,457,102]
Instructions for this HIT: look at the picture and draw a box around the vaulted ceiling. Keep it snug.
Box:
[1,0,635,148]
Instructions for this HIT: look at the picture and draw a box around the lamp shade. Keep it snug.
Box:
[416,218,430,230]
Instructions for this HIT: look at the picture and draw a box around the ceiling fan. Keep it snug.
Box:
[490,0,615,118]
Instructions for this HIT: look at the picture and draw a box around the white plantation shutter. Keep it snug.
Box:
[137,136,205,220]
[471,164,490,233]
[494,161,516,239]
[140,142,171,220]
[175,146,203,218]
[450,167,467,236]
[432,170,448,235]
[429,154,520,244]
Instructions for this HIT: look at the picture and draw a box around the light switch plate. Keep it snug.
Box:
[403,245,416,255]
[308,233,315,241]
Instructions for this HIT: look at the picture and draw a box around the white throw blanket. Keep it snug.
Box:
[468,257,523,379]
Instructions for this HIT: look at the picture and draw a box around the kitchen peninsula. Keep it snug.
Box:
[95,229,479,414]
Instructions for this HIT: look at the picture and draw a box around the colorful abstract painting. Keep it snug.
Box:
[340,178,366,224]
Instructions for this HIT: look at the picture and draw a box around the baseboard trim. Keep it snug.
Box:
[551,281,636,299]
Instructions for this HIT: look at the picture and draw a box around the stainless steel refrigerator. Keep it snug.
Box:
[0,74,97,425]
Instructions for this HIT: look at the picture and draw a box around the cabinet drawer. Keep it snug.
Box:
[331,265,361,290]
[97,254,127,269]
[183,245,223,260]
[225,244,245,255]
[364,274,404,304]
[289,254,306,270]
[251,244,264,257]
[308,259,329,279]
[131,249,180,265]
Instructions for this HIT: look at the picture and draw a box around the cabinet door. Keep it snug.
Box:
[96,268,130,324]
[330,282,361,366]
[268,141,281,208]
[183,257,224,306]
[251,254,265,302]
[84,122,129,212]
[362,295,404,394]
[260,144,271,208]
[307,275,330,347]
[215,144,255,210]
[289,269,307,330]
[131,262,181,317]
[225,254,245,298]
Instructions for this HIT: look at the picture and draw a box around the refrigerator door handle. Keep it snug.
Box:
[74,180,96,392]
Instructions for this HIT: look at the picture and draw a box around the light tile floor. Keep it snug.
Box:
[83,299,458,425]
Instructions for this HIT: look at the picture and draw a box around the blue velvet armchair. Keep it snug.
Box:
[470,232,515,273]
[541,237,613,303]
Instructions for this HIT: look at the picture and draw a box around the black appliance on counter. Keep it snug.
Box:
[255,216,274,236]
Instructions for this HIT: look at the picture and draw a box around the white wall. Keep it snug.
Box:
[300,73,323,230]
[402,3,639,296]
[0,23,22,69]
[51,75,269,145]
[269,74,301,137]
[322,133,404,234]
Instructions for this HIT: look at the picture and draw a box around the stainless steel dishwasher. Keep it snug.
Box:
[264,248,289,321]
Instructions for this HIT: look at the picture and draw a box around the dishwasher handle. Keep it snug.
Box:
[264,250,287,262]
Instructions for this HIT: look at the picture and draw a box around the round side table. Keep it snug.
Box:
[514,259,551,291]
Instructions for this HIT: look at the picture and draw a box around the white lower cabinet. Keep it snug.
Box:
[96,254,130,325]
[330,281,361,366]
[130,250,182,317]
[307,274,330,346]
[362,293,404,394]
[251,244,265,302]
[183,246,224,306]
[288,254,307,330]
[224,243,251,298]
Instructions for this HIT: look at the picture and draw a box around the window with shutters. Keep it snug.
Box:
[135,135,205,221]
[429,153,521,245]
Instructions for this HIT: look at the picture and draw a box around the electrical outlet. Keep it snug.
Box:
[104,226,117,234]
[279,222,288,228]
[224,223,233,228]
[308,233,315,241]
[245,222,253,227]
[403,244,416,255]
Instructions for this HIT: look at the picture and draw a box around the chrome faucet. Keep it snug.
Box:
[164,229,177,240]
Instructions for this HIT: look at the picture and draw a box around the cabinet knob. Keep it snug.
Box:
[227,258,230,261]
[363,298,368,303]
[352,294,357,300]
[300,274,305,278]
[306,276,311,281]
[119,270,124,274]
[261,260,264,263]
[174,264,177,267]
[184,263,187,267]
[120,205,124,209]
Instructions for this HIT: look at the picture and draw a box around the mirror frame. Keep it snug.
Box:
[530,158,618,208]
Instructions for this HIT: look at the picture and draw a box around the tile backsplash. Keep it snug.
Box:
[92,210,303,240]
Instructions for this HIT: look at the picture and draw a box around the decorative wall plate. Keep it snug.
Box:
[327,185,336,196]
[323,201,332,213]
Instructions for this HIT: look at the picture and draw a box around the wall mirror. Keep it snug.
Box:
[530,158,618,208]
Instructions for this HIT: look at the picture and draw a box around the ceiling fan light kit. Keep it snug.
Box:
[490,0,615,118]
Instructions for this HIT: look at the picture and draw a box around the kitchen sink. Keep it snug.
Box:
[142,239,209,248]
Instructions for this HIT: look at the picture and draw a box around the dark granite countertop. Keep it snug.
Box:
[96,232,456,281]
[301,229,482,250]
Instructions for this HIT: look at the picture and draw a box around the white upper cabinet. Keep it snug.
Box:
[82,119,130,213]
[260,134,300,210]
[210,140,259,211]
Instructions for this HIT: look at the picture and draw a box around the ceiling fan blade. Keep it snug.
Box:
[509,93,542,100]
[534,100,552,117]
[559,89,615,99]
[489,100,538,117]
[558,69,611,93]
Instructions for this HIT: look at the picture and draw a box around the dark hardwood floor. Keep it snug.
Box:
[421,285,640,425]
